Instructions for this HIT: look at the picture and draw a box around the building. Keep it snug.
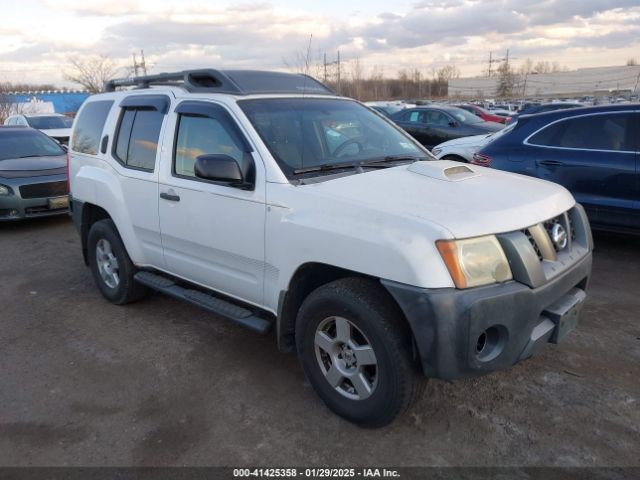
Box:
[448,65,640,99]
[5,90,90,116]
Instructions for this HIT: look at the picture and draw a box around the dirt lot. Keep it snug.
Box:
[0,216,638,467]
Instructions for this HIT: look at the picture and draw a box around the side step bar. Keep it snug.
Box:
[134,271,272,335]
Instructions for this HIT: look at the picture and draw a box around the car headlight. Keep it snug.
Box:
[437,235,512,289]
[432,147,442,156]
[0,185,11,196]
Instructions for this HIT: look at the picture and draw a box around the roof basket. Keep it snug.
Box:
[103,69,334,96]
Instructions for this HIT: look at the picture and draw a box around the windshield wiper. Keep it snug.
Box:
[292,156,425,175]
[358,155,427,167]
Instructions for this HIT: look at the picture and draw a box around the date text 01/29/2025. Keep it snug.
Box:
[232,468,400,478]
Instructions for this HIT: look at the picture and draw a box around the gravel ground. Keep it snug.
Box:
[0,216,638,467]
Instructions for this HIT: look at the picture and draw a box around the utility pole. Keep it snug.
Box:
[488,51,492,77]
[132,50,147,77]
[139,49,147,76]
[323,52,327,82]
[132,53,139,77]
[337,50,341,95]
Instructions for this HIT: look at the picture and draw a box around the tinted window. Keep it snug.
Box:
[447,108,482,124]
[425,110,452,126]
[27,116,73,129]
[174,115,244,178]
[529,113,635,151]
[0,129,65,161]
[114,108,164,171]
[71,100,113,155]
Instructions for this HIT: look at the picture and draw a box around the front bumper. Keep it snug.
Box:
[0,173,68,221]
[383,248,592,380]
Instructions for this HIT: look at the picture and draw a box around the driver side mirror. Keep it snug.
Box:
[194,154,243,184]
[448,121,458,128]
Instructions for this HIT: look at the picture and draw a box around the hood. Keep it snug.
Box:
[435,133,492,150]
[302,160,575,239]
[40,128,71,139]
[0,155,67,178]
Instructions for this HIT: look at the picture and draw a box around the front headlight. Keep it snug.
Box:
[0,185,11,196]
[437,235,512,289]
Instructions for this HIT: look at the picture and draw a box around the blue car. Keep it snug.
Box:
[474,104,639,233]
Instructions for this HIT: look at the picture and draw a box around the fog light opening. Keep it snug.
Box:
[476,332,487,354]
[475,326,505,362]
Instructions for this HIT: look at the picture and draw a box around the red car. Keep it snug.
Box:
[456,104,508,124]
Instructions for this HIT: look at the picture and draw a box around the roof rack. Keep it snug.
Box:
[103,69,335,96]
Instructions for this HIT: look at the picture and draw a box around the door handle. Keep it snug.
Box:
[537,160,564,167]
[160,192,180,202]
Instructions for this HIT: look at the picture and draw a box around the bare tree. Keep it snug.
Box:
[0,82,22,123]
[350,57,364,99]
[519,58,534,75]
[63,55,120,93]
[434,65,460,96]
[627,58,638,66]
[496,60,517,98]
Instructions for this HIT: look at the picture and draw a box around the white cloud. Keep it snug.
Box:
[1,0,640,86]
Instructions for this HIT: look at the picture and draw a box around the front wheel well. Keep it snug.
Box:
[79,203,112,265]
[276,263,414,357]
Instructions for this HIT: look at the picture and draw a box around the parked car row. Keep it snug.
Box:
[4,113,73,145]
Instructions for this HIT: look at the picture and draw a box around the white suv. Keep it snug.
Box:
[69,69,593,427]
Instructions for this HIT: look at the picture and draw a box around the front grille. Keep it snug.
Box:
[523,229,543,261]
[19,181,67,199]
[498,206,590,289]
[521,212,573,262]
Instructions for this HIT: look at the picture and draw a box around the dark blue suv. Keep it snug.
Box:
[474,105,639,233]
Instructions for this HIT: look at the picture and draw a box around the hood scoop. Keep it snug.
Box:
[408,160,481,182]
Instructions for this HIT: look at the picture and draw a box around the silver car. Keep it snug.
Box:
[0,126,69,221]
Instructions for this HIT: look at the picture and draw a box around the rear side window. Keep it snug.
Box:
[71,100,113,155]
[113,108,164,171]
[528,113,636,152]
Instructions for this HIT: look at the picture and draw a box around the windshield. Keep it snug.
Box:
[27,116,73,130]
[239,98,428,178]
[448,107,484,124]
[0,129,66,160]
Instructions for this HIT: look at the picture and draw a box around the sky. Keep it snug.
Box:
[1,0,639,88]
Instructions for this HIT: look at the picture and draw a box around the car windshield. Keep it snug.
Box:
[27,116,73,130]
[448,108,484,124]
[0,129,66,160]
[239,98,428,178]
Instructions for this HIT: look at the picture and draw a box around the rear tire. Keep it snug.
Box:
[87,219,148,305]
[295,277,423,427]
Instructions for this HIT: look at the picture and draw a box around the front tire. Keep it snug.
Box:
[295,277,422,427]
[87,219,148,305]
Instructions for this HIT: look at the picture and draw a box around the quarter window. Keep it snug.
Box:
[529,113,635,152]
[173,115,244,178]
[71,101,113,155]
[114,108,164,171]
